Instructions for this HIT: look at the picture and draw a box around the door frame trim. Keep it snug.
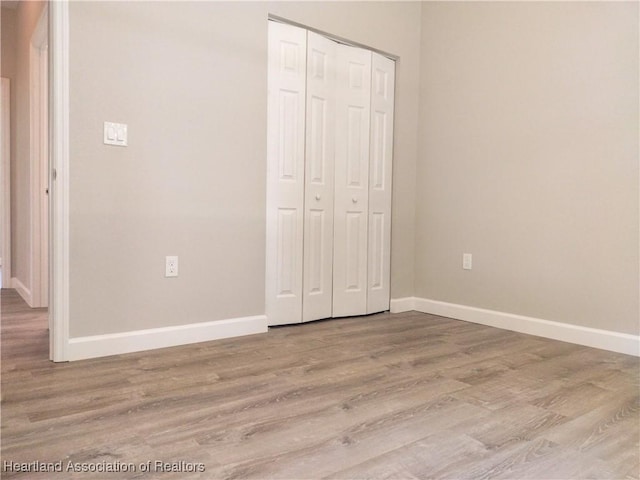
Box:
[1,78,10,288]
[49,1,70,362]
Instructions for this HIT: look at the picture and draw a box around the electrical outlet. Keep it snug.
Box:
[165,256,178,277]
[463,253,472,270]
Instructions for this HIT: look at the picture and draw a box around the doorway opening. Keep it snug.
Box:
[0,3,51,361]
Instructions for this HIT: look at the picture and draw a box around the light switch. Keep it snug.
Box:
[104,122,128,147]
[116,125,126,142]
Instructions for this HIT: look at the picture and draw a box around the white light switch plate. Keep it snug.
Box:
[104,122,128,146]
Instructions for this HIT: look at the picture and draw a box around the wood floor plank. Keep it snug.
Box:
[530,381,617,418]
[211,396,491,480]
[480,440,618,480]
[322,433,488,480]
[460,403,569,450]
[540,391,640,475]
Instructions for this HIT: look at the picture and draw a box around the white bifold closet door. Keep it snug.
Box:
[366,52,395,314]
[303,32,336,323]
[332,45,372,317]
[265,22,307,325]
[266,21,395,326]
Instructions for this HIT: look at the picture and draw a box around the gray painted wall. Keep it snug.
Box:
[416,2,639,335]
[68,1,421,337]
[65,1,638,339]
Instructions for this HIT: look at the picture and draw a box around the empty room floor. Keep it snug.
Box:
[1,288,638,479]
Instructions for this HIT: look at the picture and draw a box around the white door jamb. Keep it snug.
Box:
[49,1,70,362]
[1,78,11,289]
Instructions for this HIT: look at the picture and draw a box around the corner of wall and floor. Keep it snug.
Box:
[391,1,640,358]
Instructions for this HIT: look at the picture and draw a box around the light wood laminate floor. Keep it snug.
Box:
[1,288,638,479]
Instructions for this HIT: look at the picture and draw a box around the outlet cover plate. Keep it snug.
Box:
[165,256,178,277]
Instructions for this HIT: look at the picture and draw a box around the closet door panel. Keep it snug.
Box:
[303,32,336,323]
[367,53,395,314]
[333,45,372,318]
[266,22,307,326]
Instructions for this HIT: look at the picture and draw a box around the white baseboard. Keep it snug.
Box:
[390,297,417,313]
[66,315,268,361]
[390,296,639,357]
[11,277,33,307]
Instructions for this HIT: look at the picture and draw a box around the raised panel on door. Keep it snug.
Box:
[303,32,336,323]
[333,44,372,318]
[266,21,307,326]
[367,53,395,314]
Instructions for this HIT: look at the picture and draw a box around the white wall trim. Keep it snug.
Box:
[1,78,11,288]
[11,276,32,306]
[49,1,70,362]
[66,315,268,361]
[390,296,416,313]
[409,297,639,357]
